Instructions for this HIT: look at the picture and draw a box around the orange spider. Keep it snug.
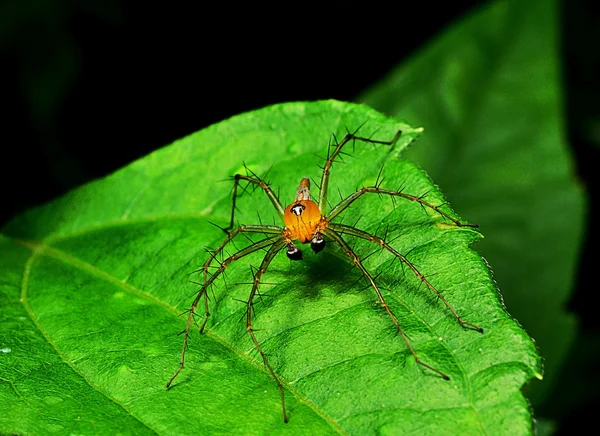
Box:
[167,128,482,423]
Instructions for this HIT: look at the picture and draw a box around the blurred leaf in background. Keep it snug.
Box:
[358,0,585,414]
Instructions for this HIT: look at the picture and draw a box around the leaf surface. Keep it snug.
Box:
[1,101,540,434]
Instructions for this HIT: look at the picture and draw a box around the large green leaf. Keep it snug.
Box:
[1,101,540,434]
[358,0,585,406]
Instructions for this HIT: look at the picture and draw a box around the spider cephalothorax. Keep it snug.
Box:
[167,128,482,423]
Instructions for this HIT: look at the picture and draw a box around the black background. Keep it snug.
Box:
[2,0,598,433]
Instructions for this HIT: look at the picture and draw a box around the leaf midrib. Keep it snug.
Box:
[18,242,158,434]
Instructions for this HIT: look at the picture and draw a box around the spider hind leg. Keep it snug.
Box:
[245,239,289,422]
[330,222,483,333]
[166,228,284,389]
[322,227,452,380]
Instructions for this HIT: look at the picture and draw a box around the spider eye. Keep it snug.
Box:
[311,234,326,254]
[290,203,305,216]
[286,245,303,261]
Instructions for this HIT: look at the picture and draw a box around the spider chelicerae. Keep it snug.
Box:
[167,128,483,423]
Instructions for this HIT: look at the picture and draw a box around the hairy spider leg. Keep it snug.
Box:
[322,227,452,380]
[168,168,289,393]
[317,129,403,215]
[167,234,284,389]
[199,225,284,332]
[326,186,478,228]
[201,225,284,287]
[329,223,483,333]
[244,238,289,422]
[229,174,285,230]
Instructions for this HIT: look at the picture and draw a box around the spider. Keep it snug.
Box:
[167,127,483,423]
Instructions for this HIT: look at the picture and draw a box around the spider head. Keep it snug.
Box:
[311,233,326,254]
[286,243,303,261]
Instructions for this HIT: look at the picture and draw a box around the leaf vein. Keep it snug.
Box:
[18,244,160,434]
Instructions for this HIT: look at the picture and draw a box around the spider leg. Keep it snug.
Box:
[201,224,284,332]
[230,174,285,230]
[326,187,478,228]
[329,223,483,333]
[201,224,284,289]
[317,129,402,215]
[167,234,284,389]
[244,238,288,422]
[200,224,284,344]
[322,227,451,380]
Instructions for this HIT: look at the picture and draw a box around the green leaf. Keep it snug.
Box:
[1,101,540,434]
[357,0,585,406]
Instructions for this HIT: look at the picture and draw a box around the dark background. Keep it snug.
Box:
[2,0,598,433]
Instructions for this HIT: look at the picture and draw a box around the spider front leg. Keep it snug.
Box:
[201,225,284,291]
[318,128,402,214]
[166,232,284,389]
[197,224,283,333]
[329,223,483,332]
[229,173,285,230]
[244,239,289,422]
[322,227,452,380]
[326,186,478,228]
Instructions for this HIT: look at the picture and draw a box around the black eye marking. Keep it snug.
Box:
[291,203,305,216]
